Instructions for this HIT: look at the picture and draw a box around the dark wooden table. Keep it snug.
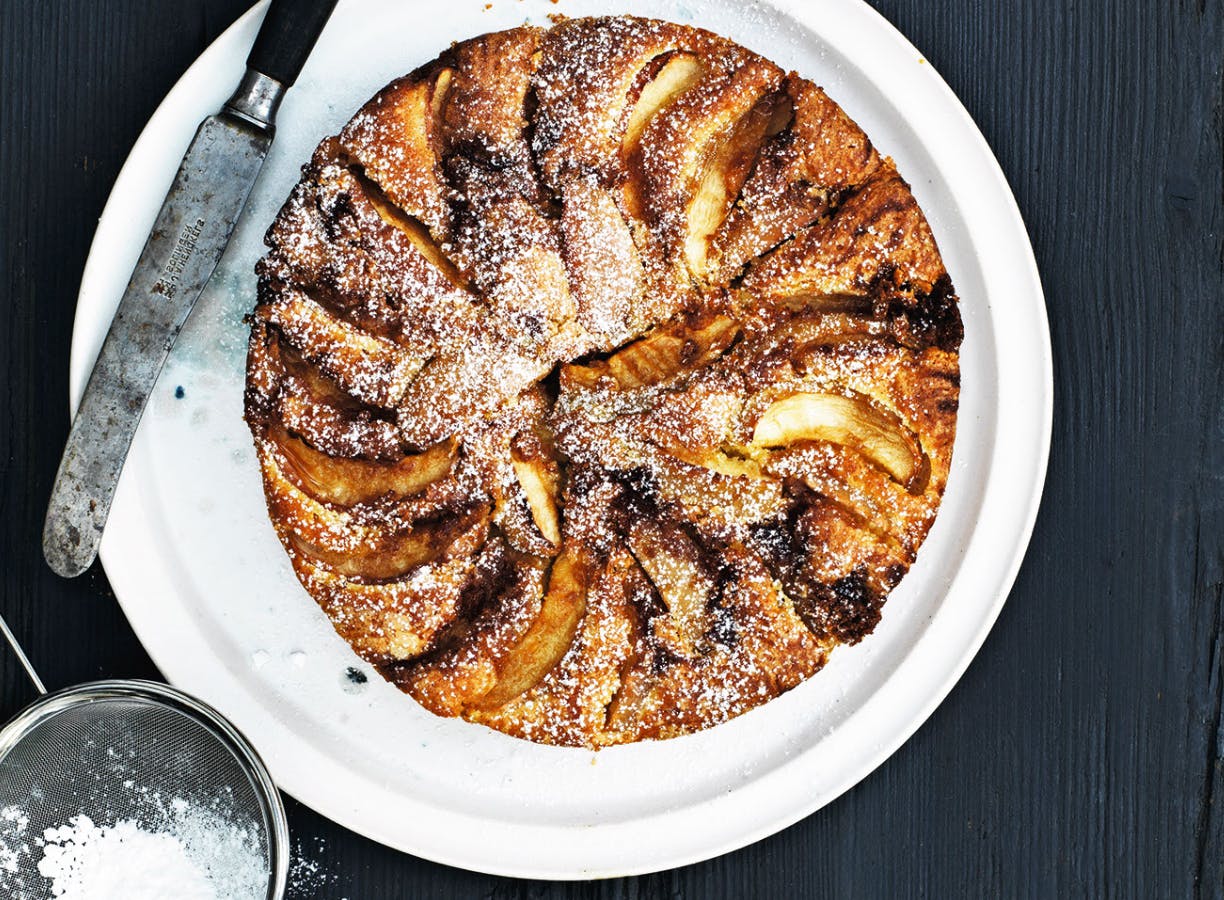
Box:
[3,1,1221,896]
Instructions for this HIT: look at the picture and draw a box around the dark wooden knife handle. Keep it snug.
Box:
[246,0,340,88]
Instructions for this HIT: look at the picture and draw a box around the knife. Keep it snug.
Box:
[43,0,340,578]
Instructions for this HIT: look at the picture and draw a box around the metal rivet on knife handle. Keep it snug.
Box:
[42,0,340,578]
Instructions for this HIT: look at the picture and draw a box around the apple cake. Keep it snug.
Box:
[243,15,962,747]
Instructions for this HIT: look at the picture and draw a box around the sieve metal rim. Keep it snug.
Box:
[0,678,289,900]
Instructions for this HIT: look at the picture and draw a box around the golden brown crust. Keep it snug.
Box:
[244,16,962,747]
[742,164,946,303]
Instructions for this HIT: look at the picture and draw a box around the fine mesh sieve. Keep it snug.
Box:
[0,617,288,898]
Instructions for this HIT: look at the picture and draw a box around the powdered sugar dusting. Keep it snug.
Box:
[243,14,962,748]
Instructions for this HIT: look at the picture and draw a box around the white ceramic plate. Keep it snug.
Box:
[71,0,1050,879]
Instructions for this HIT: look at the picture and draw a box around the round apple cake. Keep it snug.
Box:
[243,15,962,747]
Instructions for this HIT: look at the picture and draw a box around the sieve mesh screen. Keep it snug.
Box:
[0,691,277,899]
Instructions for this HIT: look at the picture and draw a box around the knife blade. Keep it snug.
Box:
[43,0,339,578]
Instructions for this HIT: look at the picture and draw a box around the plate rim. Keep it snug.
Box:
[69,0,1052,879]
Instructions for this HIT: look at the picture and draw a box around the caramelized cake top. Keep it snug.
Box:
[244,16,962,747]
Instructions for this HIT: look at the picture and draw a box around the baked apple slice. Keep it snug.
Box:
[625,56,782,273]
[626,519,714,659]
[436,27,541,171]
[356,172,468,288]
[511,447,562,547]
[707,79,882,285]
[742,167,946,307]
[621,53,704,161]
[684,91,791,279]
[751,392,929,492]
[558,176,647,344]
[669,446,765,480]
[288,504,488,582]
[338,66,454,236]
[765,311,888,348]
[531,16,704,182]
[259,288,427,409]
[475,546,590,708]
[565,315,739,390]
[272,424,457,507]
[269,340,405,461]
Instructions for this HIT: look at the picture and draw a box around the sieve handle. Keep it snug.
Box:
[0,613,46,695]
